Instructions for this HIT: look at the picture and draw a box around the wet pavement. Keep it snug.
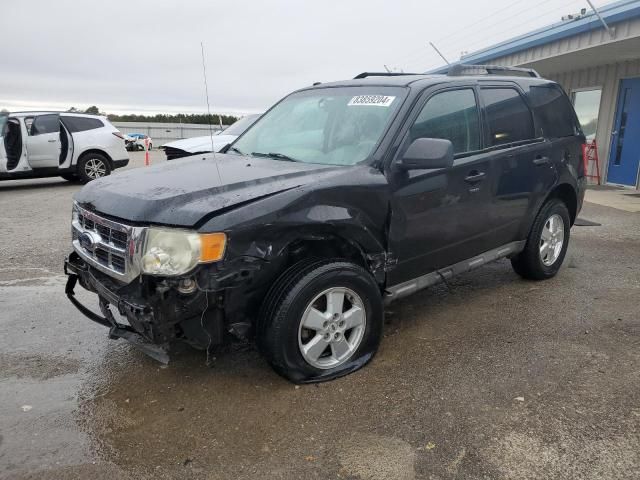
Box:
[1,155,639,479]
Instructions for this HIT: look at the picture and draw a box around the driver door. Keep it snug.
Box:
[387,86,496,285]
[25,114,61,168]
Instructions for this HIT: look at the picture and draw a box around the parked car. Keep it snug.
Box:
[0,111,129,183]
[161,114,260,160]
[125,133,152,151]
[65,66,586,383]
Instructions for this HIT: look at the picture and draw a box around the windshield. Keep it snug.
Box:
[232,86,406,165]
[223,114,260,136]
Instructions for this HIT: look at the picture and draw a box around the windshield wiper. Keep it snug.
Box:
[251,152,299,162]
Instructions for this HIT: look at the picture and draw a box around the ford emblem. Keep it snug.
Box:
[79,231,101,252]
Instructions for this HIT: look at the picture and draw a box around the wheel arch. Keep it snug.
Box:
[544,182,578,225]
[77,148,113,167]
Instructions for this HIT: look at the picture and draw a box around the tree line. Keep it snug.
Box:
[67,106,239,125]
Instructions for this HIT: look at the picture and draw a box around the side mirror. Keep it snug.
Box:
[397,138,454,170]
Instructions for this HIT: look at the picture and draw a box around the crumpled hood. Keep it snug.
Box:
[162,134,237,153]
[75,153,339,227]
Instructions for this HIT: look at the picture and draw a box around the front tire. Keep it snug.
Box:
[259,260,383,383]
[511,199,570,280]
[77,153,112,184]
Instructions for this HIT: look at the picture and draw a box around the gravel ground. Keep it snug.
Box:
[1,153,639,479]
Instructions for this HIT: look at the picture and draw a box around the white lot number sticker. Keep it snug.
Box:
[348,95,396,107]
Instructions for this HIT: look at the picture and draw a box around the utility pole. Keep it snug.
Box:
[586,0,615,38]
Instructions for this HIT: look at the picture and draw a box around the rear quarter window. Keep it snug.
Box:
[62,116,104,133]
[529,85,579,138]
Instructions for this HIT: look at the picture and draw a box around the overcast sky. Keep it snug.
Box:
[1,0,603,115]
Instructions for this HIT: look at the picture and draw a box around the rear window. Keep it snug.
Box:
[482,88,535,146]
[62,116,104,132]
[529,85,579,138]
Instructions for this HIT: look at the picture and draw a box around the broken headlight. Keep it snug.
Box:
[141,228,226,276]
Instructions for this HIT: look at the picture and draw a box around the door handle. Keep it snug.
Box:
[533,156,550,165]
[464,171,486,183]
[47,139,57,143]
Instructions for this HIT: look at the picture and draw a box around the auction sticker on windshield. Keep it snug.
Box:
[348,95,396,107]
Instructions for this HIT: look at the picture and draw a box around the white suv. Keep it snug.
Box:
[0,111,129,183]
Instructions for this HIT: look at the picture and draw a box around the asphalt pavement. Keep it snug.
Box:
[1,152,639,479]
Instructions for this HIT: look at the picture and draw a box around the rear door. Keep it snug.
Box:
[479,84,555,246]
[24,114,61,168]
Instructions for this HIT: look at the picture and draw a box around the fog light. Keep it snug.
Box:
[177,277,197,294]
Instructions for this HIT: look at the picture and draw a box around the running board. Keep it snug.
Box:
[384,241,525,304]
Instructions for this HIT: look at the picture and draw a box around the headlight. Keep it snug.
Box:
[141,228,226,276]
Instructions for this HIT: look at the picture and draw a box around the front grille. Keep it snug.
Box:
[72,206,137,280]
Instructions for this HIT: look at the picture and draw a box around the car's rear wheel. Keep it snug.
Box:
[258,260,383,383]
[511,198,570,280]
[77,153,112,184]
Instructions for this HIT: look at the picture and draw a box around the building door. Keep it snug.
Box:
[608,78,640,187]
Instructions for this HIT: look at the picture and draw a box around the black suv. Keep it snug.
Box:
[65,65,586,383]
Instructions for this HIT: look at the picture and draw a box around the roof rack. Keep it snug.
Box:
[447,64,541,78]
[353,72,422,79]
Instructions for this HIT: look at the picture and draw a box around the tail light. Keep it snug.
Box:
[112,131,125,140]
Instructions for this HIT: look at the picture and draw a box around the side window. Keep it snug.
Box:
[482,88,534,146]
[62,116,104,132]
[30,115,60,136]
[529,85,579,138]
[409,89,480,154]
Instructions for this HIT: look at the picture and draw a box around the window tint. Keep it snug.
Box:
[530,85,579,138]
[30,115,60,135]
[62,116,104,132]
[482,88,534,146]
[410,89,480,154]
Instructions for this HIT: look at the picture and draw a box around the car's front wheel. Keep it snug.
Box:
[77,153,112,184]
[511,198,571,280]
[259,260,383,383]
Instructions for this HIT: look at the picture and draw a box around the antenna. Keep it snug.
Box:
[429,42,450,65]
[200,41,222,183]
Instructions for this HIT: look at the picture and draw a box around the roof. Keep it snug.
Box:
[7,111,105,118]
[306,72,555,90]
[429,0,640,74]
[310,74,444,88]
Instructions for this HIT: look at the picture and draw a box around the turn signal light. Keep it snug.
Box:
[200,233,227,263]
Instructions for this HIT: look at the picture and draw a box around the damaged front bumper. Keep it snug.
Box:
[64,251,224,363]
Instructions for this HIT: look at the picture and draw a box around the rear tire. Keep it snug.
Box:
[77,153,112,184]
[258,260,383,383]
[511,199,570,280]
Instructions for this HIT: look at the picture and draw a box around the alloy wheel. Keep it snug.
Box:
[540,213,565,266]
[85,158,107,179]
[298,287,366,369]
